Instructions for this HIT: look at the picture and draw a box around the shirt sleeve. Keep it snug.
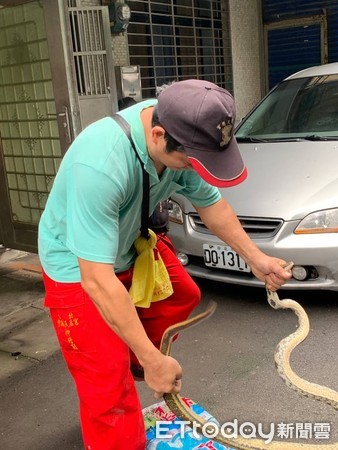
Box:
[65,163,125,263]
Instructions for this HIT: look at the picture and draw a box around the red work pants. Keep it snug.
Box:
[43,235,200,450]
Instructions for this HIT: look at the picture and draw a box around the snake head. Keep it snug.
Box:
[266,261,294,309]
[266,287,279,309]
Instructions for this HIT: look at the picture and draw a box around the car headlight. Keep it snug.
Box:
[168,200,183,224]
[294,208,338,234]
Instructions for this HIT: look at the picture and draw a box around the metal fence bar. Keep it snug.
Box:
[68,6,110,96]
[127,0,231,98]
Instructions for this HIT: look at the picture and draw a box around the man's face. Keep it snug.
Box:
[160,147,192,171]
[149,126,192,172]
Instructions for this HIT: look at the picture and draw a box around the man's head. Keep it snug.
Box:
[151,107,184,153]
[154,79,247,188]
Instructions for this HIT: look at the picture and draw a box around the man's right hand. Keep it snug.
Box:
[143,354,182,399]
[77,260,183,399]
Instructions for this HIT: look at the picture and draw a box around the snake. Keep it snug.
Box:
[160,264,338,449]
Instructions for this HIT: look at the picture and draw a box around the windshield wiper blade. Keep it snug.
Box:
[236,137,268,143]
[303,134,338,141]
[237,135,338,143]
[265,137,303,142]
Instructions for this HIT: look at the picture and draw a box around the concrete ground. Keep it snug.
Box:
[0,249,78,450]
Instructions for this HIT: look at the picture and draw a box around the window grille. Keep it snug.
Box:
[68,5,110,96]
[127,0,232,98]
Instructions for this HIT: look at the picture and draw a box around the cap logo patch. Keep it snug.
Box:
[217,119,233,147]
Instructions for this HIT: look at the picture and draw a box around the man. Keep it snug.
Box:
[38,79,291,450]
[118,96,170,236]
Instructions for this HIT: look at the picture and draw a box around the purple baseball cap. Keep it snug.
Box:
[156,79,247,187]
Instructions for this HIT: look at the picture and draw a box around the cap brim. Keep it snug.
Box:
[187,137,247,188]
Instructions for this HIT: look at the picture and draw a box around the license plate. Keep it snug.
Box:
[203,244,251,273]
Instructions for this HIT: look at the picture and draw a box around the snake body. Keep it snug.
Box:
[160,289,338,449]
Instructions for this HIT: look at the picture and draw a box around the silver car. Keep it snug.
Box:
[168,63,338,291]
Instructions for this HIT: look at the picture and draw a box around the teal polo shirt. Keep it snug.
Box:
[38,99,221,282]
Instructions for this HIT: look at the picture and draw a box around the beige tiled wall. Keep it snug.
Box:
[112,33,129,67]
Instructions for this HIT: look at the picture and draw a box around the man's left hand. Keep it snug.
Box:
[250,256,293,291]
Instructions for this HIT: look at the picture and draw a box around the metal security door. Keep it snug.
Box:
[264,9,328,91]
[0,0,78,252]
[68,4,118,129]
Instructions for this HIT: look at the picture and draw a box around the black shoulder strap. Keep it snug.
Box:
[112,114,150,239]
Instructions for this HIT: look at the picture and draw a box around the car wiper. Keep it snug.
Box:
[302,134,338,141]
[236,136,305,143]
[236,135,338,143]
[264,137,304,142]
[236,136,268,143]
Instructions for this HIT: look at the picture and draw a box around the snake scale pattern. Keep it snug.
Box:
[160,287,338,449]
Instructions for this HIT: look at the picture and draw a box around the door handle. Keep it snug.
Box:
[47,106,72,144]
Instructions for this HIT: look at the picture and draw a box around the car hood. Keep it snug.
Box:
[223,141,338,220]
[177,141,338,221]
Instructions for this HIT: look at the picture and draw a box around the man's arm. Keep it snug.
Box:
[78,258,182,397]
[195,198,291,290]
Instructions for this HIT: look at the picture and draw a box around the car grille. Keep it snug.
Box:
[188,214,283,239]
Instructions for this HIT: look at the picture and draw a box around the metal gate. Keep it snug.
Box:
[263,0,338,91]
[0,0,73,252]
[0,1,117,253]
[264,11,328,90]
[68,3,118,129]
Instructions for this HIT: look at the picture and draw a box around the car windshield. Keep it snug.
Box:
[235,74,338,141]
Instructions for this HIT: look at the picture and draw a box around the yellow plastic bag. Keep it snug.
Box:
[129,229,173,308]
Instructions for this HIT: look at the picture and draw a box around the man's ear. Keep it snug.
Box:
[151,125,165,143]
